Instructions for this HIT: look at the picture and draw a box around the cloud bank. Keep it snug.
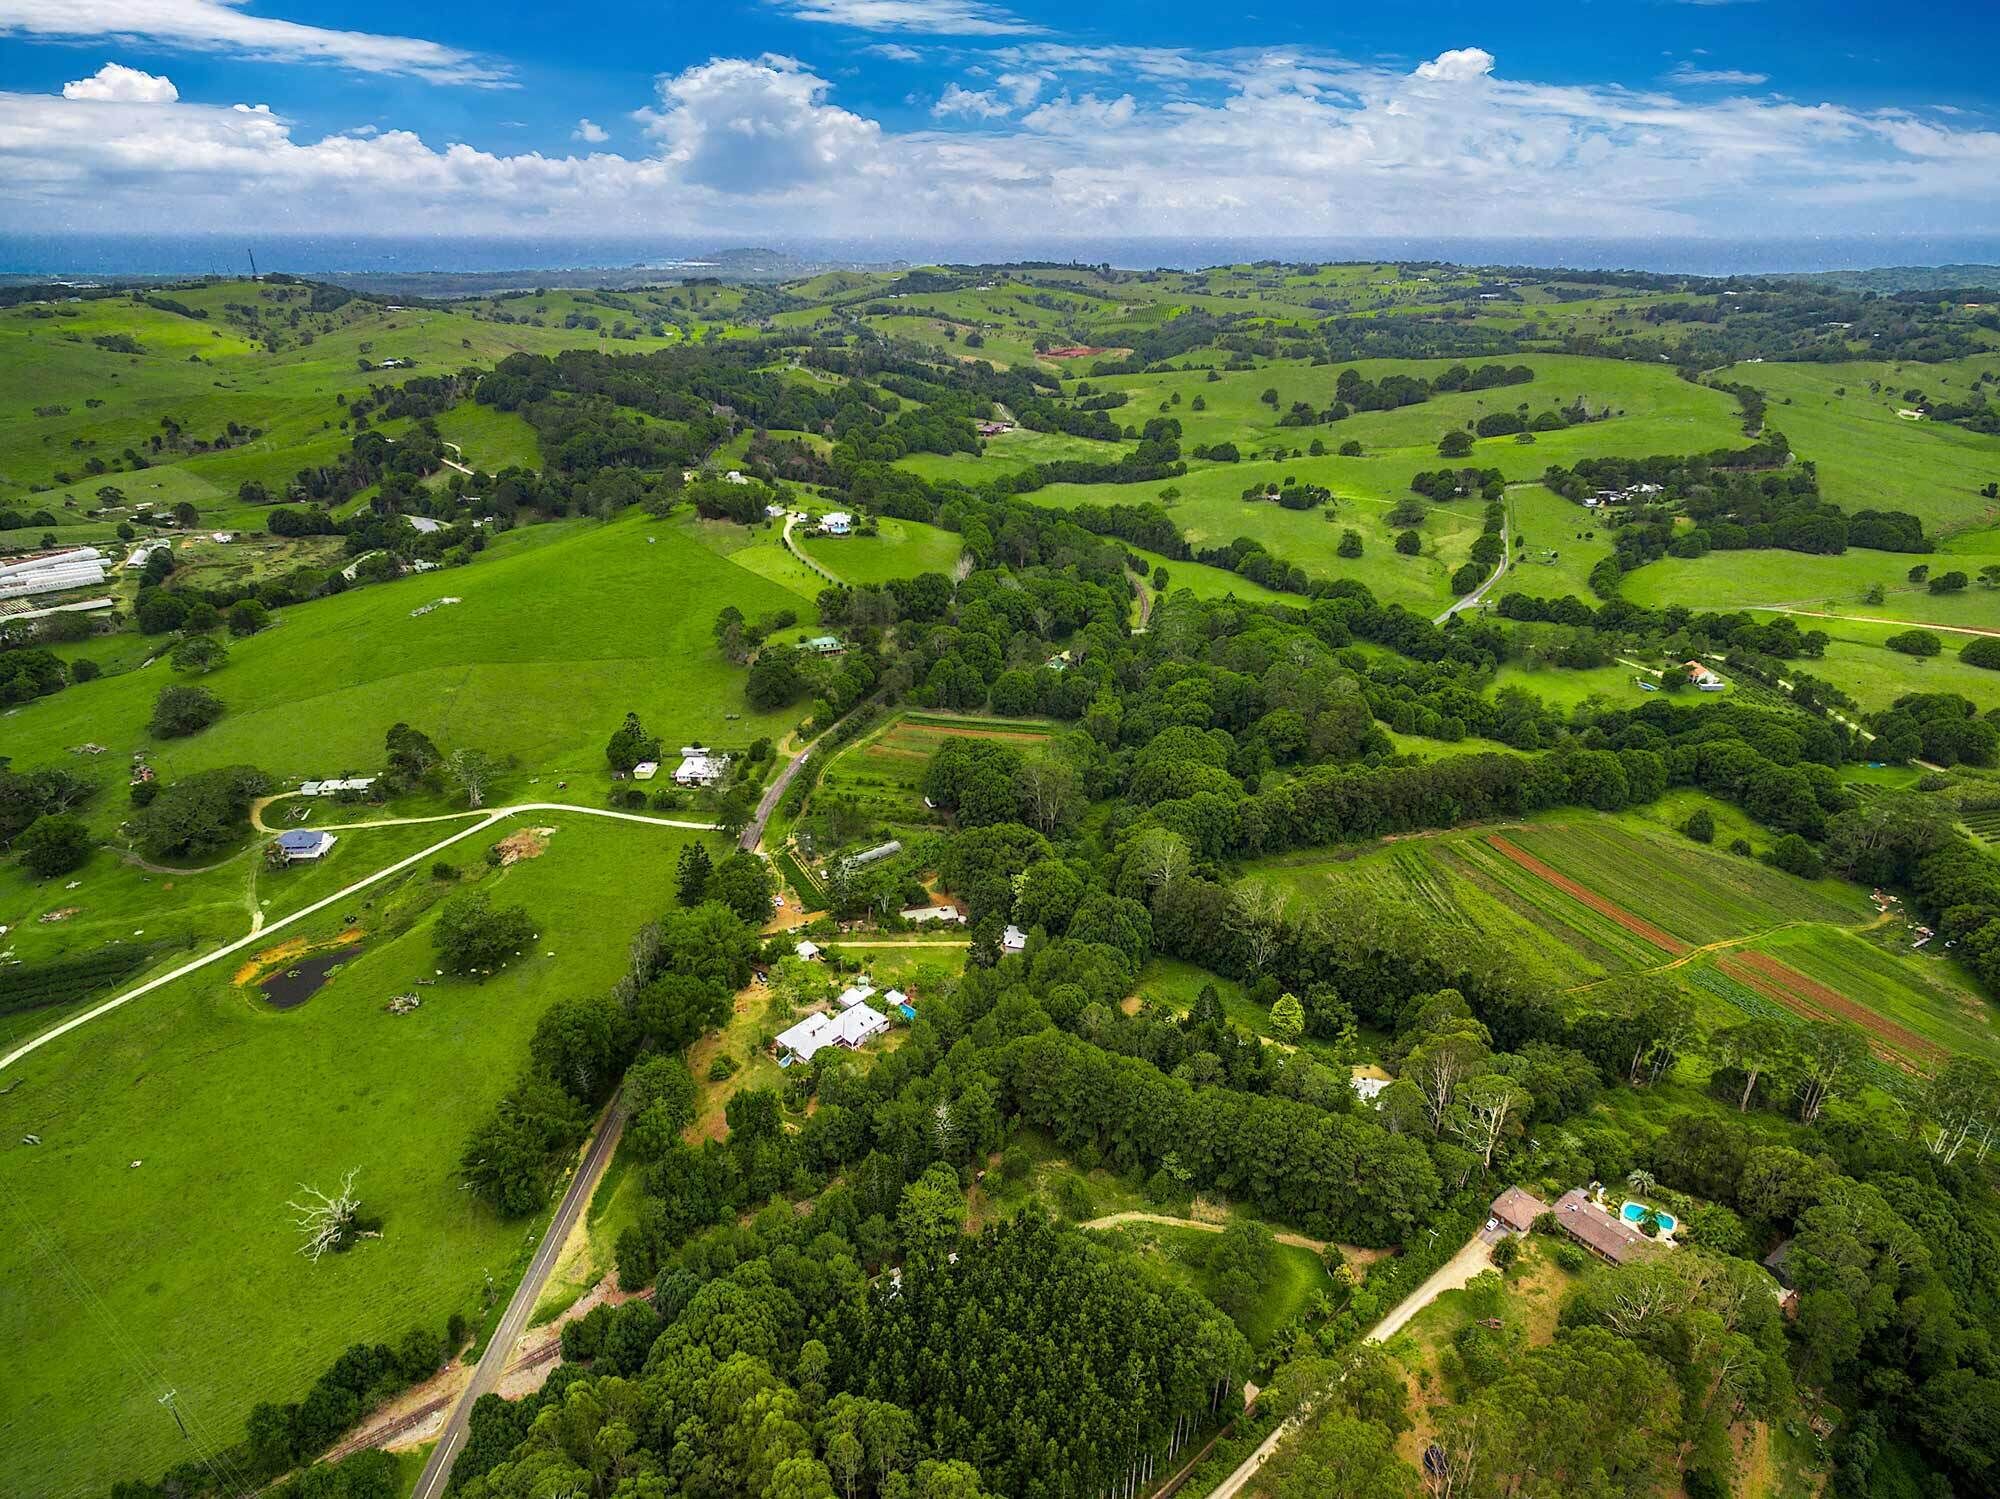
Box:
[4,47,1996,241]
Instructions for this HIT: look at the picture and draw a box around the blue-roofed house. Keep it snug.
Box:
[276,829,337,862]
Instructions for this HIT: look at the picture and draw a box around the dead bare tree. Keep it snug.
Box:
[1228,882,1288,973]
[287,1168,369,1263]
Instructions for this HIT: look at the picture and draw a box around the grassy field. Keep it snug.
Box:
[1716,358,2000,537]
[810,711,1057,835]
[1503,482,1616,601]
[1622,548,2000,634]
[2,512,809,793]
[0,812,720,1497]
[0,281,646,508]
[796,517,965,585]
[1102,1220,1329,1351]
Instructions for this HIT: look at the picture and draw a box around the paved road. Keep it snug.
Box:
[1203,1231,1493,1499]
[1434,517,1510,625]
[410,1092,630,1499]
[741,732,830,852]
[0,802,720,1074]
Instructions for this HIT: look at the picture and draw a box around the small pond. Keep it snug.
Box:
[261,945,365,1010]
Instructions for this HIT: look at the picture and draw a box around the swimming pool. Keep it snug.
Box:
[1621,1200,1677,1234]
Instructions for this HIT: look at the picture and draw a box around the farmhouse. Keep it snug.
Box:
[794,939,822,961]
[1684,661,1726,692]
[805,636,847,655]
[978,422,1010,437]
[774,1003,890,1064]
[404,515,445,535]
[274,829,337,863]
[674,747,730,787]
[1489,1186,1549,1233]
[298,777,377,796]
[901,905,966,925]
[631,761,659,781]
[1552,1188,1657,1264]
[819,512,854,536]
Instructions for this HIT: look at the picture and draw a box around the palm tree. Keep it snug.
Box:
[1626,1168,1656,1196]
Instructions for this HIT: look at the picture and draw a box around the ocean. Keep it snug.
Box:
[4,232,2000,279]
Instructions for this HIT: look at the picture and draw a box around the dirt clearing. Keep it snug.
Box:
[493,826,555,865]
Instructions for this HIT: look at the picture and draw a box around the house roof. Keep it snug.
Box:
[1001,924,1026,949]
[1490,1186,1549,1229]
[276,829,330,853]
[795,940,822,959]
[836,982,876,1009]
[1554,1189,1655,1263]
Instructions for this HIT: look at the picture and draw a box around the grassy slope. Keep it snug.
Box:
[797,517,965,585]
[0,813,721,1497]
[1,512,806,788]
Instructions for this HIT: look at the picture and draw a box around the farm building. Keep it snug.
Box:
[1001,925,1027,952]
[1489,1186,1549,1233]
[298,777,377,796]
[631,761,659,781]
[0,547,107,601]
[1552,1189,1657,1264]
[835,982,876,1009]
[774,1003,890,1064]
[674,747,730,787]
[1684,661,1726,692]
[819,512,853,535]
[795,939,822,961]
[978,422,1010,437]
[724,470,750,485]
[901,905,966,925]
[274,829,337,863]
[805,636,846,655]
[765,503,787,518]
[842,840,902,872]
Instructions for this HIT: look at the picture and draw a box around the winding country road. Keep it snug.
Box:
[0,801,719,1074]
[409,1092,630,1499]
[1434,515,1510,625]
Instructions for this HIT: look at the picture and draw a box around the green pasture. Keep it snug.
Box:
[1503,483,1615,601]
[1,512,806,789]
[796,516,965,585]
[1099,1220,1330,1352]
[1716,358,2000,536]
[0,812,719,1497]
[811,711,1056,835]
[1623,548,2000,633]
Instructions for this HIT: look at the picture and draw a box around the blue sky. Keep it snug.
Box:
[1,0,1996,243]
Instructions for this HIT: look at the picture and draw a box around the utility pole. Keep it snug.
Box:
[159,1388,189,1440]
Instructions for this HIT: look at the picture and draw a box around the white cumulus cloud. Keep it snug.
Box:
[62,63,178,102]
[1412,47,1494,83]
[574,118,609,143]
[764,0,1040,35]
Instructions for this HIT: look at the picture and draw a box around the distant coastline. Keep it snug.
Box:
[6,232,2000,282]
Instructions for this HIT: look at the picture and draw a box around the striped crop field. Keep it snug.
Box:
[1728,927,2000,1066]
[1495,822,1867,945]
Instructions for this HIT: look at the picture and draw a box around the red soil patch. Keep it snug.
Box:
[1486,835,1689,956]
[1043,346,1110,359]
[1718,951,1942,1064]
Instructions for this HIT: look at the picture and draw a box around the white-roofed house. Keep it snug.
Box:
[631,761,659,781]
[674,747,731,787]
[819,512,853,535]
[1001,925,1027,952]
[835,982,876,1009]
[795,939,822,961]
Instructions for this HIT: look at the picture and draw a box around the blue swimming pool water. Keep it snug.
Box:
[1621,1200,1677,1233]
